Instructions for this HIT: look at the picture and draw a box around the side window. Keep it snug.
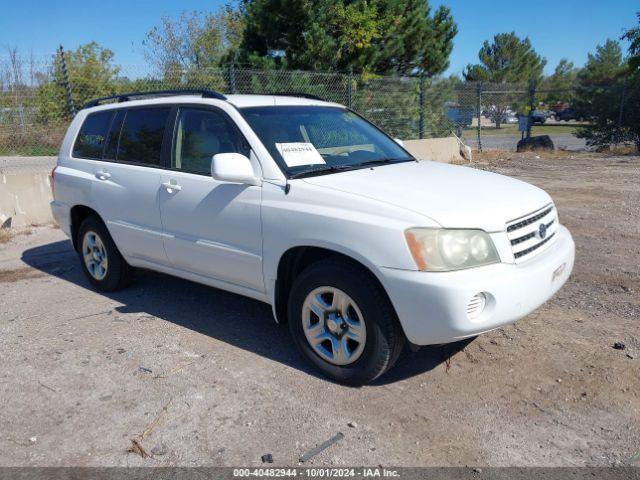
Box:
[173,108,250,175]
[72,111,112,159]
[103,110,125,160]
[117,107,171,166]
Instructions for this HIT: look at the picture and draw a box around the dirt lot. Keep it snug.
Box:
[0,153,638,467]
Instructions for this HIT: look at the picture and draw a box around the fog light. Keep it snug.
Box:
[466,293,486,320]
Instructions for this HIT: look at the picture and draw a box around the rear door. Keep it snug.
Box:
[158,105,264,292]
[90,106,172,265]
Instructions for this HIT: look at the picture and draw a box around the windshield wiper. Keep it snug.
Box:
[289,164,358,179]
[289,158,414,179]
[357,157,414,167]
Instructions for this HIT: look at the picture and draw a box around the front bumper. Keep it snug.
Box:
[379,225,575,345]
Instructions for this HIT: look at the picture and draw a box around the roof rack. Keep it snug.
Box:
[269,92,325,101]
[83,89,227,109]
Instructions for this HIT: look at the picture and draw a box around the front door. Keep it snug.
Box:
[159,106,264,292]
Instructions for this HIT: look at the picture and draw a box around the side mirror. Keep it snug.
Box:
[211,153,261,186]
[394,138,404,147]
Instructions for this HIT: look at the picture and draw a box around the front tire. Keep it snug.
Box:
[288,259,405,385]
[77,216,133,291]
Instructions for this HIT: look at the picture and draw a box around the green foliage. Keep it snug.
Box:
[352,75,455,139]
[623,12,640,71]
[542,59,579,104]
[35,42,120,124]
[239,0,457,75]
[574,36,640,150]
[463,32,546,83]
[463,32,544,128]
[577,39,624,85]
[143,6,245,83]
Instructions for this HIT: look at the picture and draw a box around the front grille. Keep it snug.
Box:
[507,204,558,262]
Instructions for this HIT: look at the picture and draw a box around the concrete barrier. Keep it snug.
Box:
[402,136,471,164]
[0,156,56,228]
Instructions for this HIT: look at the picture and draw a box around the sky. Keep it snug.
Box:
[0,0,637,76]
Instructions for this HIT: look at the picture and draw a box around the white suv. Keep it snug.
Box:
[51,90,575,385]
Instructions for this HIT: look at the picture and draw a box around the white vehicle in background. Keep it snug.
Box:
[503,111,519,124]
[51,89,575,385]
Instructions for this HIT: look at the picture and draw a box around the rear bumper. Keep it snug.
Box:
[379,225,575,345]
[50,200,71,237]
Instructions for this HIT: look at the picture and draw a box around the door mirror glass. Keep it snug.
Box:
[211,153,260,186]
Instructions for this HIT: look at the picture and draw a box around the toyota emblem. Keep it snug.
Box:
[538,223,547,239]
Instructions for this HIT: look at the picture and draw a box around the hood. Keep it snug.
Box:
[301,161,552,232]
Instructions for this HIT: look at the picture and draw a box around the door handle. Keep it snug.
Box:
[96,170,111,180]
[161,181,182,192]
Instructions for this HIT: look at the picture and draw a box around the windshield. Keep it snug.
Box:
[240,106,414,178]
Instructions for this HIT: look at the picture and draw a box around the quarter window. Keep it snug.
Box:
[116,107,171,165]
[173,108,250,175]
[72,111,112,159]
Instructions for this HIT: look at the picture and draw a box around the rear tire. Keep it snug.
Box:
[288,259,405,385]
[77,216,133,291]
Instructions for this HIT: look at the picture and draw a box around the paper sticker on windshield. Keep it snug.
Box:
[276,142,325,167]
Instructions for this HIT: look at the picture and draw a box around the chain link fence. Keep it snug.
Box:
[0,53,632,156]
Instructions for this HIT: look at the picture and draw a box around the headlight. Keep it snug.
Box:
[405,228,500,271]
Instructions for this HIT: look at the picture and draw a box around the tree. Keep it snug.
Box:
[463,32,546,83]
[370,0,457,75]
[620,13,640,150]
[573,39,625,124]
[542,59,579,104]
[143,5,245,84]
[623,12,640,71]
[575,19,640,151]
[238,0,457,75]
[577,39,624,85]
[35,42,120,123]
[464,32,545,128]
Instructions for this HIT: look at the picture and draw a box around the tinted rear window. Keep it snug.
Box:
[103,110,126,160]
[73,111,112,159]
[116,107,171,165]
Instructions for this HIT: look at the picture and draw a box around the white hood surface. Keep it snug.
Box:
[302,160,552,232]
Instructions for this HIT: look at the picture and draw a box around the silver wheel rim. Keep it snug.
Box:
[82,231,108,281]
[302,287,366,366]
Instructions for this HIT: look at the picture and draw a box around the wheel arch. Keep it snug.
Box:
[69,205,103,251]
[273,245,394,325]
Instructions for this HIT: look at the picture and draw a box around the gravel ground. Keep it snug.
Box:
[0,153,638,467]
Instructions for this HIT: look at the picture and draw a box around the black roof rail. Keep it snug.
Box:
[269,92,326,101]
[83,89,227,109]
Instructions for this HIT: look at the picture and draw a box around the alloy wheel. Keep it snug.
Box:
[301,286,366,366]
[82,230,108,281]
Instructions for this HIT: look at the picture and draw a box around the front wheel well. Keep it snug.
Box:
[70,205,102,251]
[274,246,393,324]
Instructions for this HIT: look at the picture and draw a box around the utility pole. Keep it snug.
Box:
[419,74,426,139]
[476,82,482,152]
[526,79,536,139]
[617,75,627,145]
[59,45,76,117]
[228,60,237,94]
[347,66,353,109]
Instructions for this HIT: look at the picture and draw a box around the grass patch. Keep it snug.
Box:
[463,124,583,137]
[0,229,13,244]
[0,145,59,156]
